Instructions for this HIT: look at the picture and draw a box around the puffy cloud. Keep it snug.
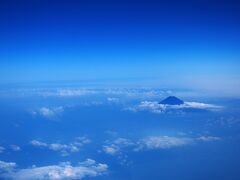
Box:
[102,145,119,155]
[0,159,108,180]
[30,137,91,156]
[32,107,64,118]
[102,138,134,157]
[126,101,222,113]
[30,140,48,147]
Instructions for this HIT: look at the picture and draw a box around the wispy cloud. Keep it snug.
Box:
[135,136,192,151]
[30,137,91,156]
[56,89,96,97]
[107,97,120,103]
[102,135,221,155]
[10,145,21,152]
[0,159,108,180]
[197,136,221,142]
[2,87,174,99]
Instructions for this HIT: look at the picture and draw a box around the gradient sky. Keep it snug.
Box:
[0,0,239,94]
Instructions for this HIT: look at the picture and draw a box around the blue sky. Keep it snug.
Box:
[0,0,239,94]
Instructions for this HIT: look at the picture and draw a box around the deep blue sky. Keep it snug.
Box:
[0,0,239,94]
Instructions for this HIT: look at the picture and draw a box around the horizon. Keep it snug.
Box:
[0,0,240,96]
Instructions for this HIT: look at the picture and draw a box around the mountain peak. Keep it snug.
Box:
[159,96,184,105]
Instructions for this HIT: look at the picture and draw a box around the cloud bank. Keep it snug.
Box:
[126,101,222,113]
[0,159,108,180]
[102,135,221,155]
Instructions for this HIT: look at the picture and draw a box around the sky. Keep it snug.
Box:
[1,2,240,179]
[0,0,240,95]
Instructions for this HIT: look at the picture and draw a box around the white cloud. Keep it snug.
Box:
[102,135,221,155]
[102,145,119,155]
[184,102,222,110]
[113,138,134,146]
[30,137,91,156]
[0,146,5,153]
[102,138,134,156]
[10,145,21,151]
[197,136,221,142]
[107,97,119,103]
[103,88,167,98]
[0,160,16,172]
[32,107,64,118]
[30,140,48,147]
[126,101,222,113]
[57,89,96,97]
[0,159,108,180]
[135,136,192,151]
[2,87,174,99]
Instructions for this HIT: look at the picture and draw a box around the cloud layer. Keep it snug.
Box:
[126,101,222,113]
[102,135,221,155]
[0,159,108,180]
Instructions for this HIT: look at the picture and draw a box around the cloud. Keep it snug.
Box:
[184,102,222,110]
[30,137,91,156]
[56,89,96,97]
[126,101,222,113]
[31,140,48,147]
[0,161,16,172]
[197,136,221,142]
[136,135,221,151]
[32,107,64,118]
[0,159,108,180]
[102,138,134,156]
[135,136,192,151]
[113,138,134,146]
[212,116,240,128]
[102,145,119,155]
[0,146,5,153]
[107,97,120,103]
[10,145,21,151]
[9,87,171,99]
[103,88,168,98]
[102,135,221,155]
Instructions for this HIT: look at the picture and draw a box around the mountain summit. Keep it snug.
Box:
[159,96,184,105]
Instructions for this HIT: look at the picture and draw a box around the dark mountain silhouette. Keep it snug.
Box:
[159,96,184,105]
